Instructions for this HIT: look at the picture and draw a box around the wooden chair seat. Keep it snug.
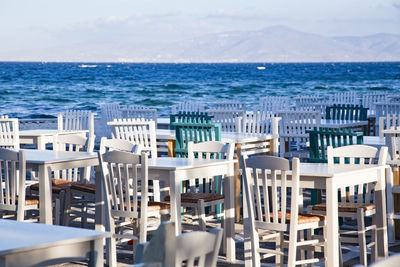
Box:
[3,195,40,206]
[124,201,171,212]
[30,182,69,194]
[22,195,40,206]
[164,193,224,204]
[267,212,326,224]
[70,182,96,194]
[311,202,375,213]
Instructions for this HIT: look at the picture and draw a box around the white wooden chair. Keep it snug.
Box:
[108,118,163,201]
[99,136,141,154]
[257,96,291,113]
[100,103,125,138]
[277,110,321,159]
[0,115,19,149]
[64,137,142,227]
[108,118,157,157]
[210,101,246,111]
[0,148,39,221]
[135,222,223,267]
[295,95,325,110]
[375,102,400,118]
[165,141,234,231]
[378,114,400,136]
[384,132,400,243]
[207,109,245,132]
[362,93,388,115]
[124,105,158,124]
[308,145,388,266]
[329,91,358,105]
[57,110,96,152]
[99,150,170,267]
[236,111,280,156]
[241,155,327,266]
[171,102,206,114]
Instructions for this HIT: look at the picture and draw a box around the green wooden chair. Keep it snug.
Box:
[169,112,213,130]
[325,104,368,121]
[307,127,364,204]
[172,120,222,157]
[171,120,223,218]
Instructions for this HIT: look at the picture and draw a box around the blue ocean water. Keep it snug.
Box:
[0,62,399,118]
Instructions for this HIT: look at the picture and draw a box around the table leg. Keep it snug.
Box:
[170,171,181,234]
[375,168,389,258]
[224,162,235,262]
[234,143,242,222]
[89,238,104,267]
[39,164,53,224]
[326,177,339,267]
[94,165,105,232]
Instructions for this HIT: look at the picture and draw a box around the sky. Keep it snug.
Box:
[0,0,399,61]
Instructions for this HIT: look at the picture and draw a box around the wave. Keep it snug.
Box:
[79,64,98,68]
[369,86,390,91]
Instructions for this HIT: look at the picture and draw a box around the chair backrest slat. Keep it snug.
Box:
[0,115,19,149]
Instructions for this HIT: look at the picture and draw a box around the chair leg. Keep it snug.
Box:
[198,199,207,231]
[307,228,315,265]
[323,225,329,266]
[275,232,284,267]
[357,208,367,266]
[371,215,378,264]
[288,229,298,267]
[63,188,72,226]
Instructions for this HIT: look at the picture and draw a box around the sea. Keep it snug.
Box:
[1,61,399,119]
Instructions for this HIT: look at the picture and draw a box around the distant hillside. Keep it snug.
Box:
[2,25,400,62]
[153,26,400,62]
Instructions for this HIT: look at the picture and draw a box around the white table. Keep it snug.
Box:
[98,157,236,262]
[23,149,99,224]
[243,163,388,267]
[0,219,109,267]
[19,129,88,150]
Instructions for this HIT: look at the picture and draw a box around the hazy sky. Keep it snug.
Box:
[1,0,399,61]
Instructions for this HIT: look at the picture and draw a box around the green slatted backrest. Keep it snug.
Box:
[307,127,364,163]
[325,104,368,121]
[172,120,222,158]
[169,112,213,130]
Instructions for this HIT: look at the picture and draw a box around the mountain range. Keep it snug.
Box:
[4,25,400,62]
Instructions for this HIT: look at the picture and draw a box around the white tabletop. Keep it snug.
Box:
[321,119,368,127]
[156,129,274,143]
[364,136,386,147]
[19,129,88,137]
[146,157,236,171]
[22,149,97,164]
[299,162,383,178]
[0,219,109,255]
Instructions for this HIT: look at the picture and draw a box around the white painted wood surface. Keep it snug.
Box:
[207,109,245,132]
[241,155,326,266]
[0,219,109,267]
[171,102,206,114]
[0,149,36,221]
[0,115,19,149]
[22,149,99,224]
